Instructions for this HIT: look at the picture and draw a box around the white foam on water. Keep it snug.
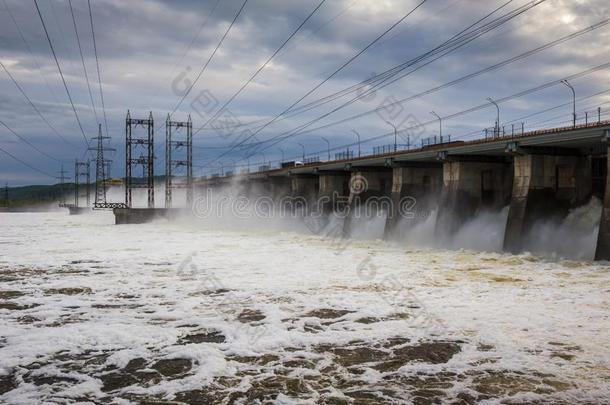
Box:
[0,211,608,403]
[523,197,603,260]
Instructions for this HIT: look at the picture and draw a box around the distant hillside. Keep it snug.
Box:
[0,183,76,207]
[0,176,167,207]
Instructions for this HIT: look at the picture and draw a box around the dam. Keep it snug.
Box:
[114,120,610,260]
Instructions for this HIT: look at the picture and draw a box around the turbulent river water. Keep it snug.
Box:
[0,211,609,404]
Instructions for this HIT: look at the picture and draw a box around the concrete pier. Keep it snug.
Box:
[114,208,184,224]
[384,161,442,239]
[596,133,610,260]
[504,150,591,253]
[268,177,291,200]
[435,156,512,238]
[240,178,270,198]
[68,206,91,215]
[290,174,319,211]
[343,167,392,237]
[317,170,350,214]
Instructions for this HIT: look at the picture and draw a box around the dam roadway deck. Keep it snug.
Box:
[198,121,610,182]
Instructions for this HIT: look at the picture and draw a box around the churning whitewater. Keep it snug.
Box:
[0,211,609,404]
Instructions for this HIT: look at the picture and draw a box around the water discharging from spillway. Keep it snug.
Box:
[1,187,607,403]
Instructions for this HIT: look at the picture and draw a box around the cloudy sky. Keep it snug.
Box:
[0,0,609,185]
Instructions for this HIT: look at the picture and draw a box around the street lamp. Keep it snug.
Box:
[298,142,305,162]
[321,137,330,161]
[561,79,576,127]
[487,97,500,137]
[430,111,442,140]
[351,129,361,157]
[382,119,398,151]
[278,147,285,163]
[259,152,266,168]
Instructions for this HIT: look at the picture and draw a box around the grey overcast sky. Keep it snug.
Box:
[0,0,609,185]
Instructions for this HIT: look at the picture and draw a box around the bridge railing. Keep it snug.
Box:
[202,107,610,180]
[304,156,321,164]
[421,135,451,148]
[334,150,354,160]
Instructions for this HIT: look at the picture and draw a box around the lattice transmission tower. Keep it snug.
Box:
[125,111,154,208]
[89,124,116,209]
[74,160,91,207]
[165,114,193,208]
[57,164,70,206]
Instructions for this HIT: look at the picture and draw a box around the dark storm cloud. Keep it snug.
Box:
[0,0,609,184]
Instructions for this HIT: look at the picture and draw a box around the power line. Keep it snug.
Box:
[175,0,223,73]
[33,0,90,149]
[192,0,463,135]
[442,66,610,122]
[215,0,531,162]
[184,0,366,136]
[199,102,610,175]
[519,103,610,131]
[270,0,519,121]
[0,119,62,162]
[180,0,466,139]
[207,0,429,164]
[350,18,610,123]
[275,0,361,59]
[504,89,610,127]
[249,14,606,157]
[87,0,109,139]
[194,0,327,135]
[48,0,79,74]
[0,60,73,146]
[169,0,250,117]
[447,95,610,142]
[149,0,248,167]
[259,0,499,124]
[195,72,610,172]
[0,144,56,178]
[2,0,62,105]
[68,0,98,125]
[328,1,538,106]
[151,0,222,104]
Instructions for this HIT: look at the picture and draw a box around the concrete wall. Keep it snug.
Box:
[290,175,319,215]
[268,177,291,200]
[504,154,591,253]
[343,168,393,236]
[435,159,512,238]
[596,149,610,259]
[68,206,91,216]
[291,175,318,197]
[246,177,291,200]
[317,172,350,213]
[385,164,442,239]
[347,168,392,202]
[114,208,182,224]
